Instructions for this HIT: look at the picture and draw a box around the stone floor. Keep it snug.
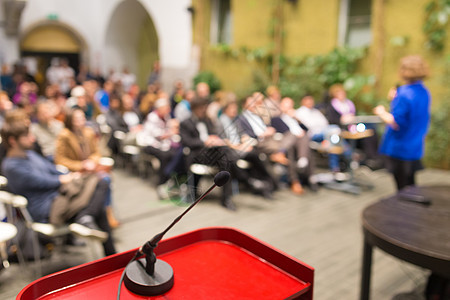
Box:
[1,166,449,300]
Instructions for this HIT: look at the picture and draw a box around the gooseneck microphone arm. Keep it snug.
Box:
[139,183,218,275]
[138,171,231,276]
[119,171,231,297]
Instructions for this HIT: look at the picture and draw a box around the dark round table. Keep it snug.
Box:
[360,185,450,300]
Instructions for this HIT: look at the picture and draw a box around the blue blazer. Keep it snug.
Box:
[379,81,431,160]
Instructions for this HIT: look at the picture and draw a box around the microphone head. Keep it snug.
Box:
[214,171,231,187]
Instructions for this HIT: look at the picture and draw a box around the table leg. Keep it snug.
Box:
[360,239,373,300]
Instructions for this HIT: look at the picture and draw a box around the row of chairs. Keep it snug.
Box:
[0,176,102,278]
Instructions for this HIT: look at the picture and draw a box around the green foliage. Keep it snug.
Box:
[425,100,450,169]
[424,56,450,169]
[239,46,378,110]
[193,71,222,94]
[423,0,450,51]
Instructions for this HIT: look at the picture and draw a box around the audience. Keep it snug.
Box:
[30,101,64,161]
[271,97,316,191]
[219,98,277,198]
[326,84,380,166]
[0,57,404,214]
[1,120,116,256]
[95,80,115,113]
[239,93,318,194]
[179,96,268,210]
[174,89,194,122]
[54,108,120,228]
[238,92,289,166]
[261,85,282,124]
[0,91,13,128]
[141,97,182,198]
[296,94,352,173]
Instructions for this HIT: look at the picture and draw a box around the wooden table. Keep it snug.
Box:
[360,185,450,300]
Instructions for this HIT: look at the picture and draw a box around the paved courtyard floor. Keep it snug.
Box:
[1,166,449,300]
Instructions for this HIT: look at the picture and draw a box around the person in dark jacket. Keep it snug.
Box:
[1,121,116,256]
[180,97,257,210]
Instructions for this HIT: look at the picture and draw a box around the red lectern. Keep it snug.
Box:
[17,227,314,299]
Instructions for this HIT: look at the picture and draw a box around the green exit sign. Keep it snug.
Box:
[47,13,58,20]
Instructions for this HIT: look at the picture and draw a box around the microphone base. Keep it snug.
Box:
[124,258,174,296]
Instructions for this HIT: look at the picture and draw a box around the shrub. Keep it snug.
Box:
[193,71,222,94]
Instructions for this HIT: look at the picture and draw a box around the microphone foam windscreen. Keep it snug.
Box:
[214,171,231,187]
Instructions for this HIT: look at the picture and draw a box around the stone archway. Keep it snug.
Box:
[104,0,159,88]
[20,21,87,91]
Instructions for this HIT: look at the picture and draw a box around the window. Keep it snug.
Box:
[210,0,232,45]
[338,0,372,47]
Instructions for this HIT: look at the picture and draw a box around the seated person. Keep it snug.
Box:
[262,85,282,124]
[296,94,351,172]
[141,98,184,198]
[219,98,277,198]
[1,121,116,256]
[0,90,13,128]
[105,93,127,155]
[55,108,119,229]
[174,89,195,122]
[105,93,143,153]
[271,97,316,191]
[121,93,143,136]
[239,93,308,195]
[180,97,252,210]
[238,92,288,165]
[30,101,64,162]
[94,79,115,113]
[325,84,380,166]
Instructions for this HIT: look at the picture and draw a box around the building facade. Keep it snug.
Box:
[192,0,450,106]
[0,0,197,90]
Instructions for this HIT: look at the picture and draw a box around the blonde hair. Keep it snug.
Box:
[328,84,345,98]
[266,85,280,97]
[399,55,429,82]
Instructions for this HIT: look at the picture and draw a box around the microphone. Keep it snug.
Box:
[123,171,231,296]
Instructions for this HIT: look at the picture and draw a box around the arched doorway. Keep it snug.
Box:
[104,0,159,88]
[20,22,86,93]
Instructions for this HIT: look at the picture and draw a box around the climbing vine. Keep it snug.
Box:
[423,0,450,51]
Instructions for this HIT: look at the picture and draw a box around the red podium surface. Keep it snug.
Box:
[17,227,314,299]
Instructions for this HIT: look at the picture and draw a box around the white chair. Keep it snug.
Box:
[0,222,17,269]
[0,190,103,277]
[113,130,141,171]
[136,132,161,178]
[0,190,71,277]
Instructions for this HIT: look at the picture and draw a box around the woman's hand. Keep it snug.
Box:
[373,105,386,116]
[82,159,97,172]
[387,87,397,101]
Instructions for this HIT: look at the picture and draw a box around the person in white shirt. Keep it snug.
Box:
[271,97,315,193]
[296,94,351,172]
[141,98,181,197]
[238,92,289,166]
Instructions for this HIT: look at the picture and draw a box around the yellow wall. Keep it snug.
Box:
[366,0,449,106]
[283,0,339,56]
[232,0,273,48]
[194,0,450,106]
[137,17,159,88]
[21,25,80,53]
[195,0,340,95]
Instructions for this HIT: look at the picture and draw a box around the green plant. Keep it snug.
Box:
[424,55,450,169]
[425,100,450,169]
[221,46,378,110]
[423,0,450,51]
[277,47,378,111]
[193,71,222,94]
